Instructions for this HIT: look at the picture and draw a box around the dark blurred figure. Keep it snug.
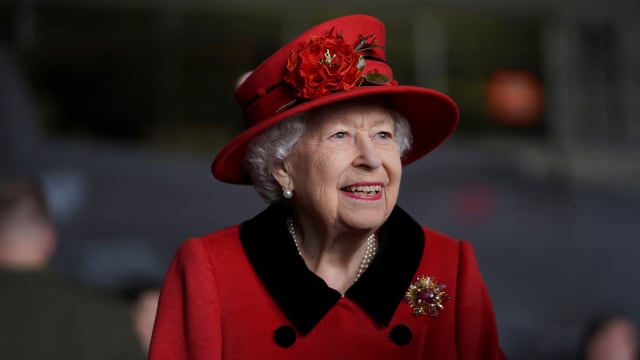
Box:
[131,287,161,354]
[120,279,162,355]
[581,313,639,360]
[0,177,146,360]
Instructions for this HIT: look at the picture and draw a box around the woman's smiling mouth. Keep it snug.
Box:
[341,183,384,200]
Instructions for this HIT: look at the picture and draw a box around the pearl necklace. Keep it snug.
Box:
[286,217,377,282]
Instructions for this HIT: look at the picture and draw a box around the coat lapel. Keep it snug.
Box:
[240,203,424,335]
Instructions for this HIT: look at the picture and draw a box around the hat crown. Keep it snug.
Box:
[212,14,458,185]
[235,15,390,127]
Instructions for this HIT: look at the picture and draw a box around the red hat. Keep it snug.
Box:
[212,14,459,184]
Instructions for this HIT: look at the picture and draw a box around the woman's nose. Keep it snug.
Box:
[353,134,382,170]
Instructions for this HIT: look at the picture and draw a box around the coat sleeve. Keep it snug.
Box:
[455,241,507,360]
[149,238,222,360]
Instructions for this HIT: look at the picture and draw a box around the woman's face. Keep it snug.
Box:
[276,99,402,234]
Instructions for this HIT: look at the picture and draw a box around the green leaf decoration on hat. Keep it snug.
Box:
[364,73,391,84]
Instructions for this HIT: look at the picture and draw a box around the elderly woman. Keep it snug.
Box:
[150,14,506,359]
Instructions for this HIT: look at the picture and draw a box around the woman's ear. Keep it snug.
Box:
[272,160,293,191]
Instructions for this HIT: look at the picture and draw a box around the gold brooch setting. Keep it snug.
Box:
[404,275,449,318]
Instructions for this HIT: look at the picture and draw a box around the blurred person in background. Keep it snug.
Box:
[131,286,161,354]
[150,14,505,359]
[120,279,162,355]
[581,313,639,360]
[0,177,146,360]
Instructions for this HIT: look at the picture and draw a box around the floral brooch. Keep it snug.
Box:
[278,27,390,112]
[404,276,449,318]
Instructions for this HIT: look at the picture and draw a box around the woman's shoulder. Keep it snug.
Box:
[419,225,467,253]
[175,224,243,260]
[199,224,242,242]
[421,226,460,244]
[419,226,478,266]
[387,206,470,259]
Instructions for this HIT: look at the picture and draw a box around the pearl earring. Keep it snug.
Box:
[282,188,293,199]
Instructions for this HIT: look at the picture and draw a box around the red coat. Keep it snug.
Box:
[150,204,506,359]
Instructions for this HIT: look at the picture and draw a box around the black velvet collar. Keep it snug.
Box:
[239,203,424,335]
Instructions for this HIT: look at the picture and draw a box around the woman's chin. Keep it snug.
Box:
[338,208,391,232]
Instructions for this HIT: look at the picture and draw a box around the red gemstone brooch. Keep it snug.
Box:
[404,276,449,318]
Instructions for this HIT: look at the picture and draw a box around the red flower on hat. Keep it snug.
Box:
[283,27,388,104]
[285,27,362,99]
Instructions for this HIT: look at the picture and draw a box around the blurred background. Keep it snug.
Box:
[1,0,639,358]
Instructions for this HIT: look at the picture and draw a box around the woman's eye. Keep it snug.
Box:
[377,131,392,140]
[332,131,347,139]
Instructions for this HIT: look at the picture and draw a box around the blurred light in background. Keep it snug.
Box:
[486,69,543,127]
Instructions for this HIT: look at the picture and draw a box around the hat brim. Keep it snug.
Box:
[211,84,459,185]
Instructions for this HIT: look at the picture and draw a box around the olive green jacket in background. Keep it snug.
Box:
[0,268,146,360]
